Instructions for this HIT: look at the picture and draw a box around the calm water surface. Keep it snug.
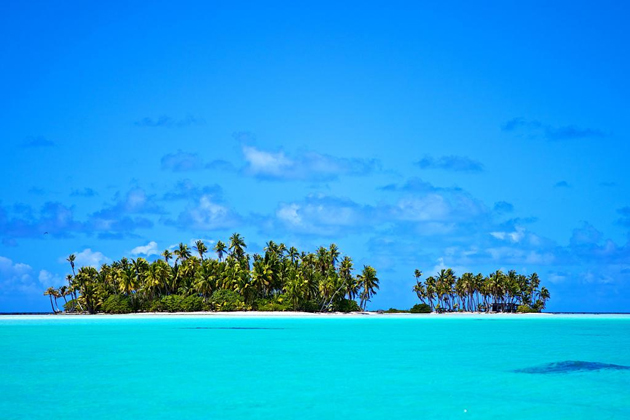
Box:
[1,314,629,419]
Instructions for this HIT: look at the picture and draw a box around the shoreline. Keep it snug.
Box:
[3,311,625,319]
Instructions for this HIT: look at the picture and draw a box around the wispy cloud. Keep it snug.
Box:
[241,145,380,181]
[0,187,166,242]
[205,159,237,172]
[166,195,241,231]
[502,118,607,141]
[617,207,630,227]
[162,179,223,201]
[262,180,489,238]
[416,155,483,172]
[134,115,205,128]
[271,195,377,236]
[21,136,55,148]
[378,177,460,193]
[161,150,204,172]
[88,188,164,238]
[0,202,81,239]
[493,201,514,214]
[554,181,570,188]
[70,188,97,197]
[570,222,603,246]
[28,187,46,195]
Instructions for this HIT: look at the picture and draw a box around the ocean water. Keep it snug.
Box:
[1,314,629,419]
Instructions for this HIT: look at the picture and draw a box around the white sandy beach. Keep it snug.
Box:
[2,310,560,319]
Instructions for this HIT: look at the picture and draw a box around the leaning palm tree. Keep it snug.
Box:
[538,286,551,310]
[43,287,58,314]
[52,288,62,312]
[59,286,69,308]
[162,249,173,264]
[412,269,424,298]
[357,265,379,311]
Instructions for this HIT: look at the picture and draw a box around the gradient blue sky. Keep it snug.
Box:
[1,1,629,312]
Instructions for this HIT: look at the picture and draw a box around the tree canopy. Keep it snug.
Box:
[47,235,378,314]
[412,268,550,313]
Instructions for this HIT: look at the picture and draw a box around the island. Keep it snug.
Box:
[43,233,550,315]
[44,233,379,314]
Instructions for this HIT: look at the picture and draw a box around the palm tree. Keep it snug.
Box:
[76,267,99,314]
[283,275,303,310]
[194,240,208,261]
[67,254,76,276]
[358,265,379,311]
[412,269,426,303]
[339,257,358,300]
[538,286,551,310]
[174,243,191,264]
[59,286,69,307]
[288,246,299,265]
[411,267,550,313]
[228,233,246,261]
[195,259,217,299]
[44,287,57,313]
[45,234,385,314]
[66,253,79,309]
[51,288,62,312]
[214,241,227,261]
[329,244,340,269]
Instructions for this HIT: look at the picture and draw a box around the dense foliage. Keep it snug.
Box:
[409,303,431,313]
[412,269,550,312]
[45,234,378,314]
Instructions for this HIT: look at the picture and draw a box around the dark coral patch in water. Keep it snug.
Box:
[515,361,630,374]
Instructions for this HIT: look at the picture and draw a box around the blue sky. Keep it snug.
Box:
[1,1,629,312]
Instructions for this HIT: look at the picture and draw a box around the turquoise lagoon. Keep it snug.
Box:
[1,314,629,419]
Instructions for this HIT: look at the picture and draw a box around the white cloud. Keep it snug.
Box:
[275,195,372,236]
[548,272,568,284]
[130,241,159,256]
[490,226,526,243]
[38,270,64,288]
[71,248,111,268]
[174,195,239,231]
[241,145,379,181]
[125,188,149,211]
[277,203,302,226]
[243,145,294,177]
[394,195,451,221]
[486,247,555,265]
[0,256,34,292]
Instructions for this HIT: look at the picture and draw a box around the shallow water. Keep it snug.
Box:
[2,314,629,419]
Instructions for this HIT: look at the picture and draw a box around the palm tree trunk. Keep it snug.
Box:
[49,296,56,314]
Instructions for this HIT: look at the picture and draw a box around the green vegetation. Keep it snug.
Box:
[383,308,409,313]
[412,268,550,313]
[45,234,378,314]
[409,303,431,313]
